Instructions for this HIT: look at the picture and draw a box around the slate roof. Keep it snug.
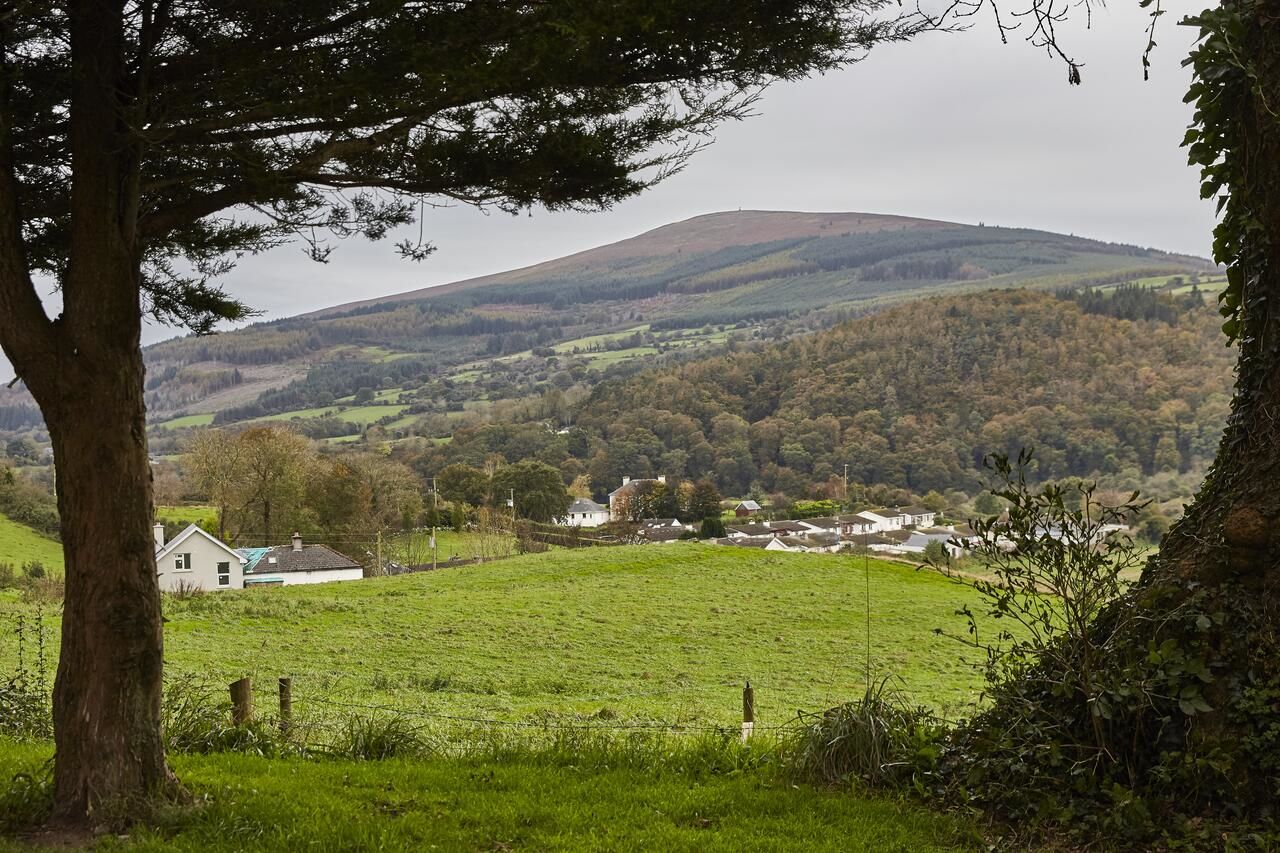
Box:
[902,505,936,516]
[641,527,685,542]
[735,500,762,511]
[567,498,607,514]
[237,543,363,574]
[865,508,906,519]
[727,523,773,537]
[766,521,810,533]
[799,517,839,530]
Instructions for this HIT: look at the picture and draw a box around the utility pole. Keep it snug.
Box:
[376,530,383,576]
[508,488,516,531]
[843,463,849,507]
[431,476,438,572]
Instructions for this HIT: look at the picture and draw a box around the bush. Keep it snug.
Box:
[20,560,45,579]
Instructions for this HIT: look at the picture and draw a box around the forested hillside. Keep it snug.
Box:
[411,288,1233,503]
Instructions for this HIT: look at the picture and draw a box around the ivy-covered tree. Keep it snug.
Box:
[0,0,921,823]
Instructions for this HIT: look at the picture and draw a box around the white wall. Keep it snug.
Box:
[158,534,243,592]
[256,567,365,586]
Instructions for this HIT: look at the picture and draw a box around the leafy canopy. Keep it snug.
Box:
[6,0,919,334]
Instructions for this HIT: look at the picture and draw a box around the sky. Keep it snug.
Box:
[4,2,1218,380]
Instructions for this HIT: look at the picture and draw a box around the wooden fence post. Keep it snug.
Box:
[741,681,755,742]
[278,676,292,735]
[230,677,253,725]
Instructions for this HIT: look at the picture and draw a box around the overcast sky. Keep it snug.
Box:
[4,3,1217,381]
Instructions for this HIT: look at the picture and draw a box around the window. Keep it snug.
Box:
[217,562,231,587]
[174,553,191,571]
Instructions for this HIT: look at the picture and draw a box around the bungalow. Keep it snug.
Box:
[236,533,364,586]
[642,518,687,529]
[860,508,907,531]
[765,521,811,536]
[838,513,881,536]
[155,523,247,592]
[726,523,775,538]
[797,517,840,534]
[734,500,762,518]
[562,497,609,528]
[641,526,686,544]
[901,505,939,528]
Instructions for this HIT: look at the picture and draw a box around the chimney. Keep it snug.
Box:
[153,523,165,550]
[657,475,666,485]
[622,476,631,487]
[291,532,303,552]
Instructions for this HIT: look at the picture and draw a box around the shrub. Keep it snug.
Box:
[20,560,45,579]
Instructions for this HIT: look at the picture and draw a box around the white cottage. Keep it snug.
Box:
[562,497,610,528]
[154,523,247,592]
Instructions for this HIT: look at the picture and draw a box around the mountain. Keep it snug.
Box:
[0,210,1217,445]
[415,287,1233,506]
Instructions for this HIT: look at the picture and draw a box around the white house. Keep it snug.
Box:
[901,506,939,528]
[860,509,907,531]
[562,498,609,528]
[236,533,364,586]
[155,523,247,592]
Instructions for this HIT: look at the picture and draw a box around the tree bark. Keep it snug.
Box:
[1148,8,1280,594]
[41,346,176,823]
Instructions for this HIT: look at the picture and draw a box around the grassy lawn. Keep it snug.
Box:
[0,514,62,576]
[0,739,976,852]
[0,545,986,728]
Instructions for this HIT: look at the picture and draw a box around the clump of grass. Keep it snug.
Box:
[785,677,943,789]
[335,715,430,760]
[0,768,52,832]
[162,674,283,757]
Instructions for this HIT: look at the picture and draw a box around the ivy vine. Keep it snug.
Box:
[1181,3,1266,347]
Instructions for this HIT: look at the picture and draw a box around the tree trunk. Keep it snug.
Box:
[1147,9,1280,595]
[42,346,177,824]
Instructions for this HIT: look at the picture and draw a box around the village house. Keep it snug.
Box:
[733,500,762,518]
[608,475,667,520]
[155,523,247,592]
[725,523,775,538]
[860,508,908,531]
[797,516,840,534]
[561,497,609,528]
[901,505,939,527]
[838,513,881,536]
[236,533,364,586]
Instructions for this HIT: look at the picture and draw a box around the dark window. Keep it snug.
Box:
[217,561,231,587]
[175,554,191,571]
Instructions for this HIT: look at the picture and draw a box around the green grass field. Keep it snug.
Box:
[0,514,62,576]
[0,739,976,852]
[155,505,219,530]
[155,412,216,430]
[0,545,986,728]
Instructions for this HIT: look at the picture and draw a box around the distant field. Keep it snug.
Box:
[0,513,62,575]
[0,545,988,727]
[156,412,216,430]
[156,505,219,530]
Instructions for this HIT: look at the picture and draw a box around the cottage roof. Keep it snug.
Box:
[567,498,607,514]
[642,527,685,542]
[156,524,246,564]
[608,478,661,498]
[902,505,935,516]
[799,517,839,530]
[865,507,906,519]
[237,542,362,574]
[735,500,762,511]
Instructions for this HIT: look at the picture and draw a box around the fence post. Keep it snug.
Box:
[741,681,755,742]
[230,677,253,725]
[278,676,292,736]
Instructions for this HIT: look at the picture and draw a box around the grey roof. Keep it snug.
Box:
[799,517,839,530]
[866,507,906,518]
[766,521,810,533]
[902,505,936,516]
[727,523,773,536]
[567,498,607,513]
[847,513,881,525]
[642,527,685,542]
[608,478,660,498]
[735,500,762,510]
[238,543,363,574]
[643,518,682,528]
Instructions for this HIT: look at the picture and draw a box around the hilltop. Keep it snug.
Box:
[45,209,1210,446]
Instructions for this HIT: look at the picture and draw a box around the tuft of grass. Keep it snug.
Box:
[786,676,944,789]
[334,715,431,761]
